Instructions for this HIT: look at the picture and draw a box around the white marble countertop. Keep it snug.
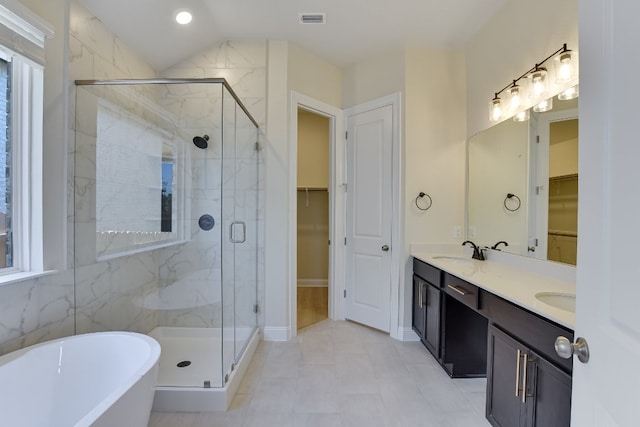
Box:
[412,251,576,330]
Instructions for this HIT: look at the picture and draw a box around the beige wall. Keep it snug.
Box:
[339,47,467,331]
[466,0,579,136]
[402,48,467,326]
[297,191,329,283]
[342,50,406,109]
[550,137,579,177]
[288,43,342,107]
[297,109,330,188]
[549,119,579,177]
[404,48,466,245]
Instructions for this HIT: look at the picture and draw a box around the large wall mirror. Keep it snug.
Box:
[468,96,578,265]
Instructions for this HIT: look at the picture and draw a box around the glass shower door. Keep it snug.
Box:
[221,87,259,383]
[233,101,260,361]
[221,87,236,382]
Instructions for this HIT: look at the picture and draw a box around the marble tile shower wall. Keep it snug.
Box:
[0,1,158,355]
[72,5,266,334]
[153,42,267,329]
[70,0,166,336]
[0,1,267,355]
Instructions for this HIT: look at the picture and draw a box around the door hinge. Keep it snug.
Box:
[344,237,347,245]
[344,289,347,298]
[345,131,348,140]
[253,303,260,314]
[254,141,261,151]
[328,239,331,245]
[536,135,540,144]
[535,238,538,246]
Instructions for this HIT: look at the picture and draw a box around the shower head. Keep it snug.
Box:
[193,135,209,149]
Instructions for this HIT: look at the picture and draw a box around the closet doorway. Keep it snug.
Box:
[297,108,330,330]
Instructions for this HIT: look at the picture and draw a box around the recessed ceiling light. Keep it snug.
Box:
[175,10,193,25]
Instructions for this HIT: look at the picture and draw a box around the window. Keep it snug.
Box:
[161,160,174,232]
[0,57,11,269]
[0,2,53,280]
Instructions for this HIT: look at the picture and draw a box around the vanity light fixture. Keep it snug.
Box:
[527,66,549,100]
[489,43,578,122]
[175,10,193,25]
[507,81,524,112]
[554,45,578,84]
[513,110,530,122]
[558,85,579,100]
[489,94,503,122]
[533,97,553,113]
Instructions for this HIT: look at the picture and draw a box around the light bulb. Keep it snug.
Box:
[529,68,548,99]
[490,97,503,122]
[509,85,522,111]
[554,49,578,84]
[533,97,553,113]
[176,10,192,25]
[558,85,579,100]
[513,110,530,122]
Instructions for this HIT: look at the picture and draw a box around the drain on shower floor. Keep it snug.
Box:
[176,360,191,368]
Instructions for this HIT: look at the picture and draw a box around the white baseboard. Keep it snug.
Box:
[262,326,291,341]
[297,279,328,287]
[398,327,420,342]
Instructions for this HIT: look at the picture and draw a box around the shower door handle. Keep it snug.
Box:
[229,221,246,243]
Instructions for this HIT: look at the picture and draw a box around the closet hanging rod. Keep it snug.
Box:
[296,187,328,191]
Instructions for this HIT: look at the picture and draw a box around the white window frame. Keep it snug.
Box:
[0,1,53,283]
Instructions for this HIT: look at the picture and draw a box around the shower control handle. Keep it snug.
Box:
[229,221,246,244]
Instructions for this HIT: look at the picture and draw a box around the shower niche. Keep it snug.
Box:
[73,79,262,410]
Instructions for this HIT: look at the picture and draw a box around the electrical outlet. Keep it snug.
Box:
[453,225,461,239]
[469,226,477,238]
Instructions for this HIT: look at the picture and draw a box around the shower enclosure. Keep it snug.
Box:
[73,79,261,410]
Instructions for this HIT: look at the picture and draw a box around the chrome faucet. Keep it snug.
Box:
[462,240,486,261]
[491,241,509,251]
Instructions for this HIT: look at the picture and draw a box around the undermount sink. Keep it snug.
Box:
[431,256,473,264]
[535,292,576,313]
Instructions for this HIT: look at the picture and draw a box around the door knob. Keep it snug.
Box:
[555,336,590,363]
[381,245,390,251]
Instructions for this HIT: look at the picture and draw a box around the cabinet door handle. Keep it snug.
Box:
[424,284,429,306]
[447,284,469,296]
[521,353,528,403]
[418,282,423,309]
[515,349,522,397]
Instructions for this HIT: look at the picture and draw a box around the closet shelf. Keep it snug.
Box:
[549,173,578,182]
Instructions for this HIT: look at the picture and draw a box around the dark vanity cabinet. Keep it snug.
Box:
[441,273,488,377]
[412,260,487,376]
[487,325,572,427]
[412,257,573,427]
[485,293,573,427]
[412,259,442,359]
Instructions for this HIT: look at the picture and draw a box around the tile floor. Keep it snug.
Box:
[148,320,491,427]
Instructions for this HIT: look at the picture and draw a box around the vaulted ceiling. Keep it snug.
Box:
[76,0,506,71]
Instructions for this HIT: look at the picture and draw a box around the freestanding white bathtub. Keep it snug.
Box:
[0,332,161,427]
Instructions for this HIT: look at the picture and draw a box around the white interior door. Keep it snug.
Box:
[572,1,640,425]
[344,104,392,332]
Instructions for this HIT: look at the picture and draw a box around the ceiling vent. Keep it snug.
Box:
[298,13,326,24]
